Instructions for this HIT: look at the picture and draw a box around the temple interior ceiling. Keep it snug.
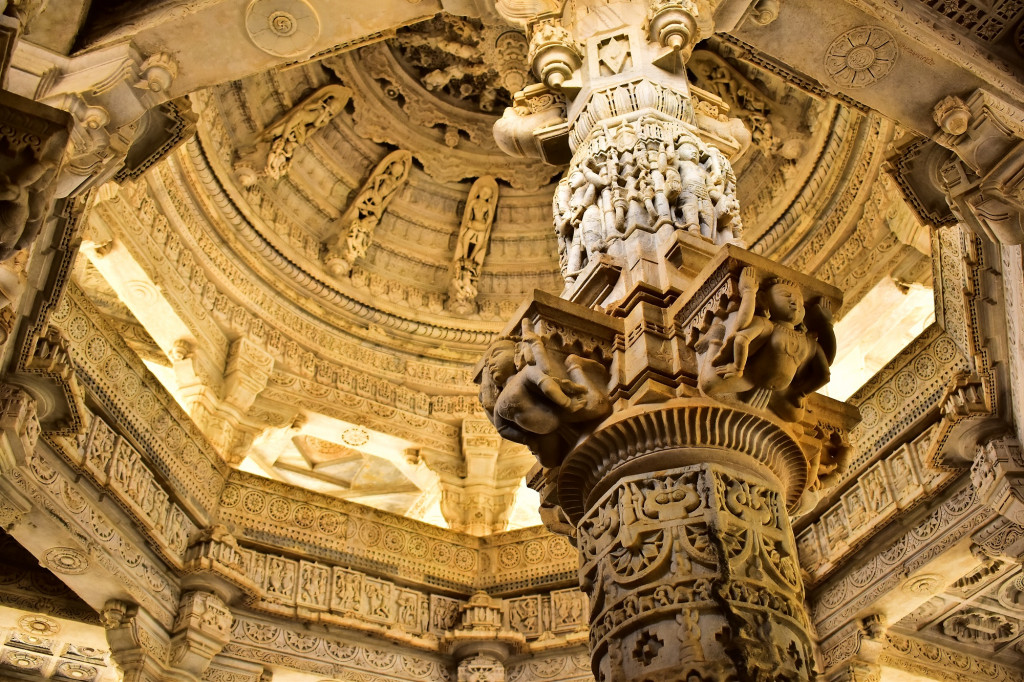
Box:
[0,0,1023,680]
[66,12,941,529]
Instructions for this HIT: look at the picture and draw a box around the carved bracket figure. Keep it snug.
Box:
[448,176,499,314]
[0,93,72,260]
[678,250,842,423]
[323,149,412,277]
[478,319,612,467]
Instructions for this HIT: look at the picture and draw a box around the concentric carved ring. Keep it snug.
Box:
[824,26,898,88]
[245,0,320,57]
[557,400,808,522]
[43,547,90,575]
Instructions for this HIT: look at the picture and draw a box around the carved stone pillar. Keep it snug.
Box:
[481,1,858,680]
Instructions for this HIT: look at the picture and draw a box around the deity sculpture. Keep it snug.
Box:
[695,267,836,421]
[478,320,611,467]
[324,150,412,277]
[263,85,352,180]
[448,177,499,311]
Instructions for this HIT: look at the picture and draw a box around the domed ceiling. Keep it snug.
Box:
[74,13,931,530]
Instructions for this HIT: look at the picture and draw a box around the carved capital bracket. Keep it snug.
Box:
[820,615,887,681]
[934,89,1024,246]
[442,591,524,672]
[101,599,172,682]
[970,437,1024,562]
[0,382,39,468]
[10,41,191,198]
[168,590,233,680]
[182,525,261,602]
[10,325,87,436]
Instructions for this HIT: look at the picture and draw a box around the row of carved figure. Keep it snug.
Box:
[554,118,743,281]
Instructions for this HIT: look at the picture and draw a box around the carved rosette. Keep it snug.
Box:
[580,464,813,681]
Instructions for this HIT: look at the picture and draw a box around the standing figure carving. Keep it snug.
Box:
[449,176,499,313]
[239,83,352,184]
[553,118,744,283]
[324,150,412,277]
[262,85,352,180]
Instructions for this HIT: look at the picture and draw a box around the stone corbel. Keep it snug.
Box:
[820,616,886,682]
[223,337,274,414]
[11,326,86,435]
[442,592,523,678]
[971,436,1024,529]
[0,383,39,469]
[674,246,845,423]
[102,599,172,682]
[492,84,569,164]
[933,90,1024,245]
[182,524,261,601]
[168,590,233,680]
[11,41,180,197]
[475,290,619,468]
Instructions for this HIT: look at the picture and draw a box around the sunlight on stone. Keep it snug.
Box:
[881,668,936,682]
[506,482,543,531]
[823,277,935,401]
[142,359,189,412]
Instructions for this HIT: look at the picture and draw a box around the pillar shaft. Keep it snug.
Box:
[581,463,812,681]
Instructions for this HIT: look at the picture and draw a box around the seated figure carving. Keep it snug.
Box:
[696,267,835,421]
[478,321,611,467]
